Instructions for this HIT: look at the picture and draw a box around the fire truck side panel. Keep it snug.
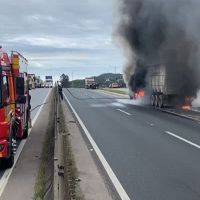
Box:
[0,49,30,168]
[13,54,30,139]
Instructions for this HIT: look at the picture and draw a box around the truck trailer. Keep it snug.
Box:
[129,64,193,108]
[85,77,98,89]
[0,48,31,168]
[45,76,53,88]
[35,76,42,88]
[28,74,36,89]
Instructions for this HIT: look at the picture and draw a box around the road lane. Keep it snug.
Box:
[165,131,200,149]
[63,88,200,200]
[64,92,130,200]
[115,101,200,147]
[117,109,132,116]
[30,88,51,119]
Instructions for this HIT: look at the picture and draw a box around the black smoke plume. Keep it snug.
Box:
[115,0,200,97]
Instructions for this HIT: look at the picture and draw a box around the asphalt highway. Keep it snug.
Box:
[30,88,51,119]
[63,88,200,200]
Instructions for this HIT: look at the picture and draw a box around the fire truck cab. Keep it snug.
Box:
[0,48,31,168]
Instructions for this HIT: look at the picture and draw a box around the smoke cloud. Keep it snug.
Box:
[192,91,200,107]
[115,0,200,98]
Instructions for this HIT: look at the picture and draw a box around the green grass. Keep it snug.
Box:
[34,92,55,200]
[59,104,84,200]
[101,88,128,95]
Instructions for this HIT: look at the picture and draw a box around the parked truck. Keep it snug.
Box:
[85,77,98,89]
[129,64,193,108]
[0,48,31,168]
[28,74,36,89]
[35,76,42,88]
[45,76,53,88]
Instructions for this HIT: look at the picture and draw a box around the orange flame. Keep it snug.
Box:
[181,106,192,110]
[181,97,193,110]
[135,90,145,98]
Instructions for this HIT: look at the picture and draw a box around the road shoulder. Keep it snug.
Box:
[61,99,116,200]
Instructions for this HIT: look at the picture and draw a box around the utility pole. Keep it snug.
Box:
[71,72,74,88]
[114,66,117,82]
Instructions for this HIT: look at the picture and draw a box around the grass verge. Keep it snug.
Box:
[101,88,128,95]
[59,103,84,200]
[34,92,55,200]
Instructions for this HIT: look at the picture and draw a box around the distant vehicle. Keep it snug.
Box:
[45,76,53,88]
[129,64,193,108]
[117,79,126,88]
[109,83,119,88]
[0,48,31,168]
[85,77,98,89]
[35,76,43,88]
[28,74,36,89]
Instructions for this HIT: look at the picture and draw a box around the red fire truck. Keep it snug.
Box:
[0,47,31,168]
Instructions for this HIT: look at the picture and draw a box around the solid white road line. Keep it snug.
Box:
[0,89,52,197]
[117,109,131,116]
[165,131,200,149]
[63,93,131,200]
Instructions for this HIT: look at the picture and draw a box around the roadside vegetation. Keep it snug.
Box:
[101,88,128,95]
[59,103,84,200]
[34,91,55,200]
[59,73,125,89]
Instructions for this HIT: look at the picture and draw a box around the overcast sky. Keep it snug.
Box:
[0,0,123,81]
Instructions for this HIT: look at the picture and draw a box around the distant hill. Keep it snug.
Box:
[69,79,85,88]
[95,73,123,85]
[70,73,124,88]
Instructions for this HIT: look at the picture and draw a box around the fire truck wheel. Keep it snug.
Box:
[22,110,29,139]
[3,132,15,168]
[23,128,28,139]
[4,154,14,169]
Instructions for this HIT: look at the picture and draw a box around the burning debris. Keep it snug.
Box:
[181,106,192,111]
[115,0,200,106]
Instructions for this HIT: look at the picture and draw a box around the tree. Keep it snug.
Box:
[60,74,70,88]
[70,79,85,88]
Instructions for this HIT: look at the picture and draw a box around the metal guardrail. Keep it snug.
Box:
[54,87,59,200]
[54,87,76,200]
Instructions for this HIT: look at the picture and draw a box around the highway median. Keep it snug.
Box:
[34,89,55,200]
[54,90,84,200]
[53,89,116,199]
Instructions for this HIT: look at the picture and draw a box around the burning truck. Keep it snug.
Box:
[115,0,200,109]
[128,64,195,108]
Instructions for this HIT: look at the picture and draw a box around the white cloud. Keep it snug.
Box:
[26,15,57,23]
[0,0,123,79]
[31,61,44,68]
[6,35,114,50]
